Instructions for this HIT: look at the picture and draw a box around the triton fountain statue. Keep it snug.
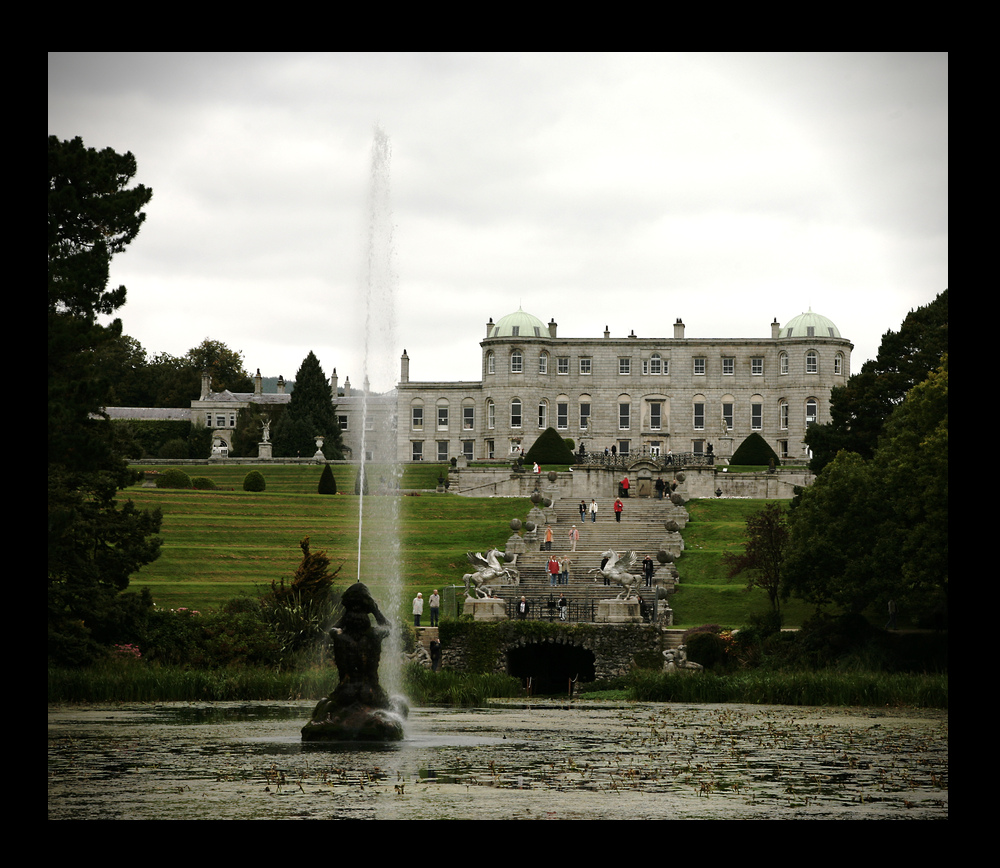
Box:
[301,582,408,742]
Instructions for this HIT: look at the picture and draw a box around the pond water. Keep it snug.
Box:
[48,700,947,820]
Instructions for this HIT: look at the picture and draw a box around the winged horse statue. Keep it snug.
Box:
[463,549,518,599]
[589,550,642,601]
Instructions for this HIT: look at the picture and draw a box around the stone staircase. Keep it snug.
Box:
[505,497,684,624]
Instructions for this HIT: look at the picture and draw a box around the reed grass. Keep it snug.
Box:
[626,669,948,708]
[48,662,334,704]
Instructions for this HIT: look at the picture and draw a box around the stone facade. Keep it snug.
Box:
[397,307,851,465]
[441,622,665,682]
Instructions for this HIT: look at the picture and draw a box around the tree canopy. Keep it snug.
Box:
[807,289,948,473]
[48,136,162,665]
[784,356,948,625]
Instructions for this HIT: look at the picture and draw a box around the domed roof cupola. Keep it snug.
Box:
[781,308,842,339]
[489,307,546,338]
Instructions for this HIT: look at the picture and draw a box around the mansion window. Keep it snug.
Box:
[834,353,844,375]
[693,358,706,375]
[722,357,734,376]
[693,402,705,430]
[411,441,423,461]
[557,357,570,374]
[411,407,423,430]
[751,403,763,430]
[338,415,349,430]
[619,403,630,430]
[463,440,474,460]
[557,402,568,429]
[619,357,631,375]
[487,400,495,429]
[723,402,734,430]
[649,402,662,430]
[780,401,789,430]
[806,399,818,426]
[511,350,523,373]
[580,357,592,375]
[437,407,449,430]
[780,352,789,375]
[510,399,522,428]
[538,401,548,429]
[487,352,495,374]
[437,441,449,461]
[580,402,591,430]
[463,406,474,430]
[539,352,548,374]
[649,354,662,375]
[806,351,818,374]
[751,357,763,375]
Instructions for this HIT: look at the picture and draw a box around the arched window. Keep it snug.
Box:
[649,353,662,375]
[779,352,789,375]
[511,350,523,373]
[539,352,549,374]
[486,399,495,429]
[806,398,818,426]
[834,352,844,375]
[806,350,818,374]
[486,352,495,375]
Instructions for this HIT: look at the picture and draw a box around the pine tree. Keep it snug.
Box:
[273,351,344,458]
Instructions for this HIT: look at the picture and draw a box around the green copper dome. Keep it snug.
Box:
[781,308,841,339]
[490,307,546,338]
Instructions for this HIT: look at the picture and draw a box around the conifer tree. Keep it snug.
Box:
[273,351,344,458]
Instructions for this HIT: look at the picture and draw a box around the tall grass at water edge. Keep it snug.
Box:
[627,669,947,708]
[48,663,334,704]
[48,661,524,706]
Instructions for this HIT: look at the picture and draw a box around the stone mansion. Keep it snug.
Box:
[395,307,851,464]
[106,307,851,465]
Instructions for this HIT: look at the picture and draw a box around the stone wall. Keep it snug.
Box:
[447,464,813,500]
[440,622,665,681]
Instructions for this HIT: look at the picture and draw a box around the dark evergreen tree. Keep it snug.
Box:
[272,351,344,458]
[48,135,162,665]
[806,289,948,473]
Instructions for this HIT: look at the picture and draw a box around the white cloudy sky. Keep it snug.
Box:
[48,53,947,393]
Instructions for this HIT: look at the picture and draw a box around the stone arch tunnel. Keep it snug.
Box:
[506,642,596,694]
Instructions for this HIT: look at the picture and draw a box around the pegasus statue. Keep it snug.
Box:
[589,550,642,601]
[463,549,518,599]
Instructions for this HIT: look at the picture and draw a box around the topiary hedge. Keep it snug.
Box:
[155,469,192,489]
[525,426,576,465]
[318,464,337,494]
[243,470,266,491]
[730,432,780,466]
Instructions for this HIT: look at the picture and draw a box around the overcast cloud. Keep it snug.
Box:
[48,53,947,393]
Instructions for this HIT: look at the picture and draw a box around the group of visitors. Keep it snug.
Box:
[547,554,571,586]
[412,589,441,628]
[516,594,569,621]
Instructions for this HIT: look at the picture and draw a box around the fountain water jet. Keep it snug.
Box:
[302,125,406,741]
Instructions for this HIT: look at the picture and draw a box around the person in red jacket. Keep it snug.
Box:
[548,555,561,586]
[614,498,624,522]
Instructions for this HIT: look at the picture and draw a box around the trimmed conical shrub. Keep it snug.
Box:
[318,464,337,495]
[525,427,576,465]
[730,433,780,466]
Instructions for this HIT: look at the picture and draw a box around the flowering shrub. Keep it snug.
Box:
[112,643,142,661]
